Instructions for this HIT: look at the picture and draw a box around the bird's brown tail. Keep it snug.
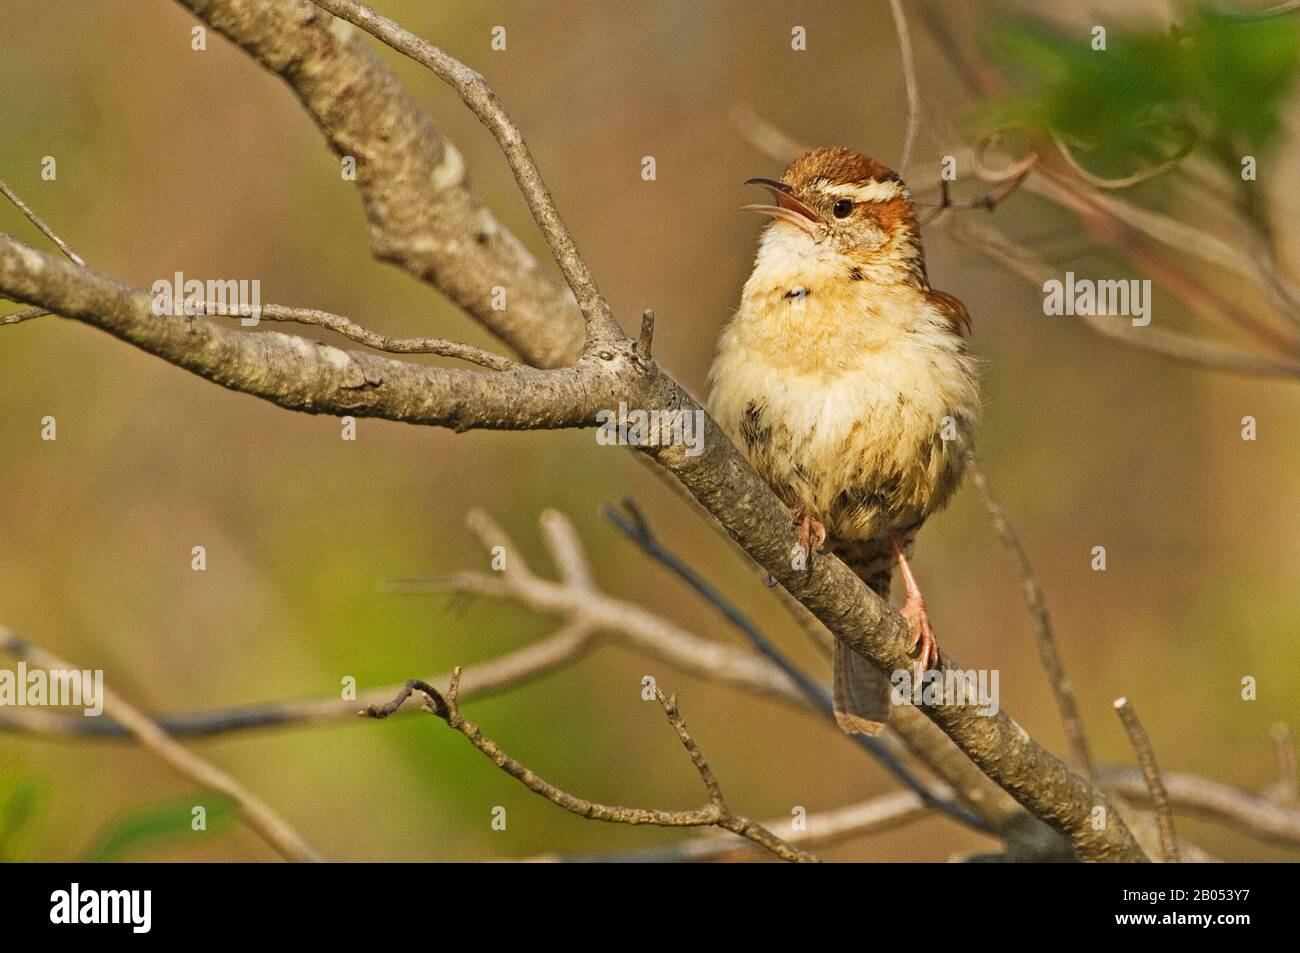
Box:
[832,640,892,735]
[831,562,894,735]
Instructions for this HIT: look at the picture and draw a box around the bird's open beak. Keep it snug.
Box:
[742,177,824,236]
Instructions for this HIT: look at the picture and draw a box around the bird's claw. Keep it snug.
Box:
[791,506,826,572]
[901,598,940,672]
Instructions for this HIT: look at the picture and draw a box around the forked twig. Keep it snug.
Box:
[364,669,819,863]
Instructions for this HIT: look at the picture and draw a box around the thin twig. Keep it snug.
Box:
[525,790,929,862]
[635,308,655,361]
[1219,0,1300,19]
[728,105,811,163]
[1048,129,1193,191]
[1029,171,1300,335]
[963,451,1092,775]
[1,307,48,325]
[0,178,81,325]
[1270,723,1298,804]
[970,131,1040,184]
[914,0,995,96]
[258,304,512,369]
[0,627,321,862]
[311,0,623,349]
[364,670,819,862]
[384,508,810,706]
[0,179,85,266]
[917,8,1300,371]
[1024,172,1300,333]
[888,0,921,178]
[604,499,835,707]
[248,303,514,369]
[917,167,1032,225]
[1036,165,1300,357]
[1113,697,1178,862]
[7,297,518,370]
[1098,765,1300,849]
[945,217,1300,380]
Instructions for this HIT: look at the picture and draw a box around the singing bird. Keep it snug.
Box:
[707,147,979,735]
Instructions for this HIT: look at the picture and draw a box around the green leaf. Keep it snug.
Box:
[1189,6,1300,152]
[82,795,237,863]
[978,4,1300,180]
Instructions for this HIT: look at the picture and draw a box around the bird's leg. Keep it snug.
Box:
[791,503,826,572]
[892,534,939,671]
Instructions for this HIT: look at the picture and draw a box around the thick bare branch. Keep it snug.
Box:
[0,234,616,431]
[311,0,624,350]
[600,499,990,832]
[175,0,584,367]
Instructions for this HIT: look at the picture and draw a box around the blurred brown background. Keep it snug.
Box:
[0,0,1296,861]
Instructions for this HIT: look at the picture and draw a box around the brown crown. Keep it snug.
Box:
[782,147,901,190]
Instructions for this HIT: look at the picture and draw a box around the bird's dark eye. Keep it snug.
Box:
[832,199,854,219]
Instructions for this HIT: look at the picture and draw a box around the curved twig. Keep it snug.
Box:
[1049,129,1194,191]
[364,670,819,862]
[310,0,623,351]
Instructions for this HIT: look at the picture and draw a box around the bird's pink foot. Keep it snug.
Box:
[899,593,939,672]
[791,504,826,571]
[892,534,940,671]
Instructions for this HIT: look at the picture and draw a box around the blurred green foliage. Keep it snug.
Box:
[980,4,1300,179]
[0,768,47,862]
[82,794,236,862]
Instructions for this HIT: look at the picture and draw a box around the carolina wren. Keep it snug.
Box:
[707,147,979,735]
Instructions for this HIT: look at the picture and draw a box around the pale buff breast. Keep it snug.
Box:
[708,278,979,547]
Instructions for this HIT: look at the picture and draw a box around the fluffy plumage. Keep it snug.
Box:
[708,147,980,733]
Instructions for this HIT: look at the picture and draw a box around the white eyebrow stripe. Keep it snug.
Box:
[823,180,905,203]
